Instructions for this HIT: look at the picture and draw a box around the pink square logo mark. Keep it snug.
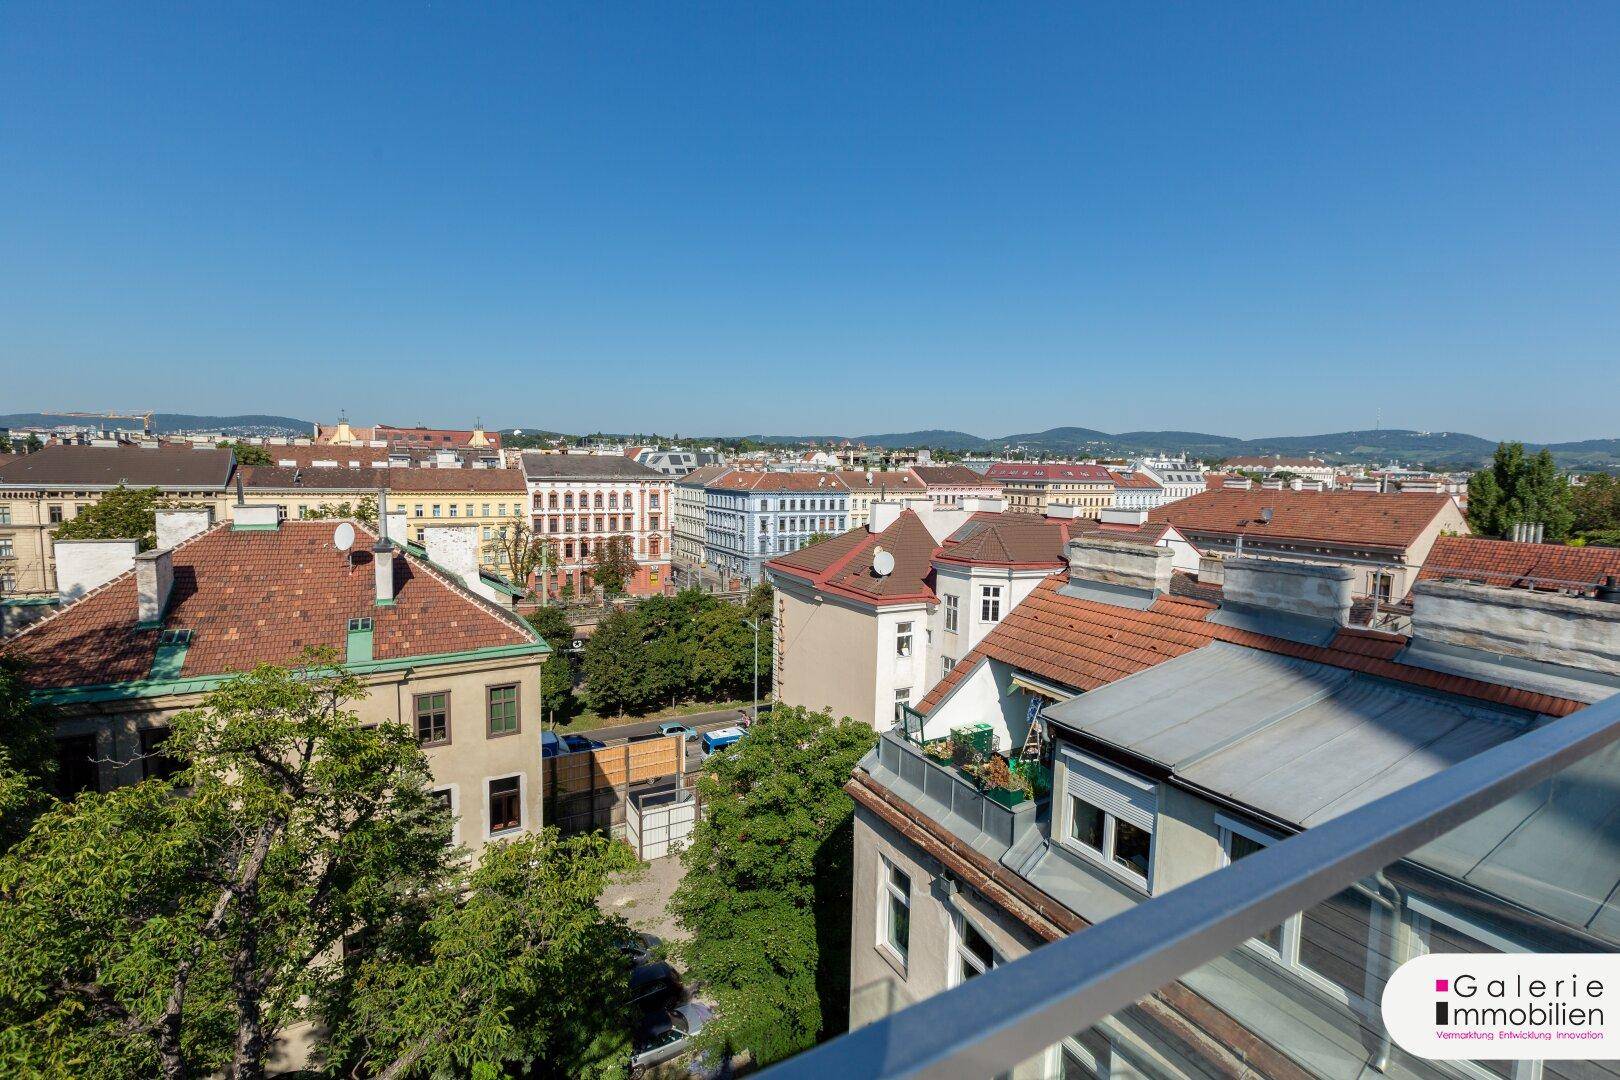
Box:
[1435,979,1449,992]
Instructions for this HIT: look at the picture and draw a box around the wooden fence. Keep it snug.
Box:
[545,734,686,834]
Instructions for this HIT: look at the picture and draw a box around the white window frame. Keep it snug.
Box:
[980,585,1002,623]
[948,912,999,988]
[1061,752,1156,893]
[896,621,913,657]
[877,855,911,970]
[944,593,960,633]
[1408,901,1541,1080]
[484,771,527,838]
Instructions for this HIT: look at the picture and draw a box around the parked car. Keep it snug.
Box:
[631,1001,716,1074]
[540,731,563,759]
[627,961,683,1013]
[618,930,662,968]
[700,726,746,757]
[658,721,697,741]
[562,733,607,754]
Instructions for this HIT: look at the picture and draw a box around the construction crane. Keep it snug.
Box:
[44,410,156,435]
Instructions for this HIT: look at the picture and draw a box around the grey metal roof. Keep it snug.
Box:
[520,452,666,480]
[0,445,235,489]
[1043,642,1536,828]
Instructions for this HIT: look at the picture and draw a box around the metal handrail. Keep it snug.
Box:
[763,691,1620,1080]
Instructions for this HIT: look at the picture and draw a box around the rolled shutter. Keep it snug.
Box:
[1063,750,1156,832]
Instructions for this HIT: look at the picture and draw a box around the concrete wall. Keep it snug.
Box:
[772,579,881,728]
[155,508,213,550]
[1223,558,1354,625]
[56,652,546,856]
[1412,580,1620,676]
[1066,537,1173,594]
[52,538,139,601]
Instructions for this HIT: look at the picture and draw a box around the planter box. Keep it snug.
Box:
[983,786,1028,808]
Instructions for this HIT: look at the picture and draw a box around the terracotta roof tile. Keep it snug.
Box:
[1150,489,1457,550]
[1416,535,1620,595]
[833,470,924,492]
[767,511,936,604]
[987,463,1114,483]
[707,471,849,493]
[935,515,1071,568]
[908,465,1000,488]
[2,522,537,690]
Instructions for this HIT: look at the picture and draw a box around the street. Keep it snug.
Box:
[569,707,755,745]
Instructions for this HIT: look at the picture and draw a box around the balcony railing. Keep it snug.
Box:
[765,690,1620,1079]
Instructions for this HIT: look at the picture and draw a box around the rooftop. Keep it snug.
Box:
[1,521,540,694]
[934,514,1074,568]
[1149,488,1458,549]
[767,509,937,604]
[706,471,849,493]
[0,445,236,489]
[986,462,1114,483]
[520,452,667,481]
[909,464,1000,487]
[832,469,922,492]
[1416,534,1620,595]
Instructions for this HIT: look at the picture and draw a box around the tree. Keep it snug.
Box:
[1467,443,1575,541]
[581,610,652,716]
[0,653,636,1079]
[0,434,10,453]
[1570,474,1620,539]
[21,434,42,454]
[526,608,580,720]
[52,485,162,549]
[590,535,637,597]
[671,706,876,1065]
[0,658,56,853]
[221,442,272,466]
[302,495,378,527]
[802,532,834,547]
[488,519,553,595]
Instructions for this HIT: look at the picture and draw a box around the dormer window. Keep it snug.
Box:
[1060,749,1156,892]
[159,628,193,646]
[348,617,373,633]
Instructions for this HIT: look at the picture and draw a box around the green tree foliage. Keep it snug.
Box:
[0,433,10,453]
[21,434,42,453]
[488,519,554,593]
[1467,443,1575,542]
[0,653,635,1079]
[590,535,637,597]
[51,485,162,549]
[670,706,876,1064]
[526,608,580,720]
[0,659,56,852]
[581,610,652,716]
[1570,474,1620,542]
[802,531,834,547]
[302,494,379,527]
[222,441,272,465]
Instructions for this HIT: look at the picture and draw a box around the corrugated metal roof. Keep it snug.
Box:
[1044,643,1535,828]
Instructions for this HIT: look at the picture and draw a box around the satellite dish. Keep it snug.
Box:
[333,522,356,552]
[1259,507,1274,524]
[872,548,895,577]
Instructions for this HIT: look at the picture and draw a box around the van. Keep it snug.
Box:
[700,726,745,757]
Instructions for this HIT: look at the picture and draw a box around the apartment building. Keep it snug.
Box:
[387,469,529,573]
[704,471,850,587]
[0,507,549,854]
[987,463,1115,516]
[1106,470,1165,510]
[1224,454,1337,484]
[521,452,672,597]
[0,445,235,595]
[313,417,500,451]
[908,464,1003,507]
[1133,457,1207,504]
[672,463,732,573]
[843,538,1617,1080]
[836,470,928,529]
[1150,488,1468,601]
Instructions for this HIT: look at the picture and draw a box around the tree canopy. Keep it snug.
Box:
[1466,443,1574,542]
[589,535,637,597]
[1570,473,1620,546]
[221,442,272,466]
[51,485,163,550]
[0,653,635,1079]
[0,659,57,853]
[670,705,875,1065]
[302,495,378,527]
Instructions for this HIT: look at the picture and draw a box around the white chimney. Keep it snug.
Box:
[962,496,1006,515]
[54,539,139,601]
[1411,580,1620,676]
[229,503,281,530]
[134,548,174,626]
[1098,508,1148,527]
[422,525,502,605]
[383,507,408,545]
[869,500,905,534]
[1065,537,1173,596]
[156,507,213,550]
[1044,504,1083,520]
[374,539,396,605]
[1222,558,1353,626]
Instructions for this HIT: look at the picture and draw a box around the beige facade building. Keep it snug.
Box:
[0,508,549,855]
[986,463,1115,515]
[835,470,928,529]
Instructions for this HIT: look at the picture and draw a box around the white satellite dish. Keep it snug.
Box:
[332,522,356,552]
[872,547,895,577]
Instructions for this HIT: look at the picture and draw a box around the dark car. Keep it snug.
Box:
[562,733,607,754]
[618,930,662,968]
[628,961,683,1013]
[631,1001,716,1074]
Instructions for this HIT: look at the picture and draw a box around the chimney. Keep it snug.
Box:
[373,537,396,605]
[869,500,905,534]
[1098,508,1148,527]
[1198,553,1225,586]
[1044,504,1082,520]
[54,539,140,601]
[228,503,280,530]
[1065,536,1173,597]
[422,524,503,605]
[134,548,174,627]
[156,507,213,550]
[1221,558,1354,627]
[1410,580,1620,676]
[1223,477,1253,490]
[962,496,1006,515]
[383,507,408,545]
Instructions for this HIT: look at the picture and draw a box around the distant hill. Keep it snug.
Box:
[0,412,313,436]
[852,429,990,451]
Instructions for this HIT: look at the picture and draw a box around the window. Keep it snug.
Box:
[894,687,912,711]
[415,692,449,746]
[430,787,457,843]
[0,538,12,559]
[980,585,1002,623]
[0,506,9,524]
[448,504,458,517]
[465,504,473,518]
[1062,750,1156,889]
[482,503,490,517]
[951,915,998,987]
[344,618,370,634]
[486,684,519,737]
[563,492,574,509]
[878,857,911,966]
[55,734,99,798]
[942,656,956,674]
[650,493,660,509]
[896,621,913,657]
[431,504,442,518]
[1372,571,1393,602]
[944,594,960,632]
[140,727,182,782]
[488,776,521,834]
[414,504,424,517]
[48,504,63,524]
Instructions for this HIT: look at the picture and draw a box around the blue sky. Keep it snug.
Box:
[2,4,1616,441]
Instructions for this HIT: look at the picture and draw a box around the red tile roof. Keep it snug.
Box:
[1150,489,1457,550]
[766,510,937,605]
[1,522,538,690]
[1224,456,1328,469]
[385,469,527,494]
[1416,535,1620,595]
[987,463,1114,483]
[834,470,924,492]
[935,514,1073,568]
[709,471,849,493]
[916,575,1587,719]
[908,465,1000,488]
[1109,471,1163,490]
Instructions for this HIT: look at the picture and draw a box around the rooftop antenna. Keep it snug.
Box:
[235,470,245,505]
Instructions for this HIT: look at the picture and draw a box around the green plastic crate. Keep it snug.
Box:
[951,722,995,757]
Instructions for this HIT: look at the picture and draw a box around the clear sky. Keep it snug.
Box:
[2,4,1616,442]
